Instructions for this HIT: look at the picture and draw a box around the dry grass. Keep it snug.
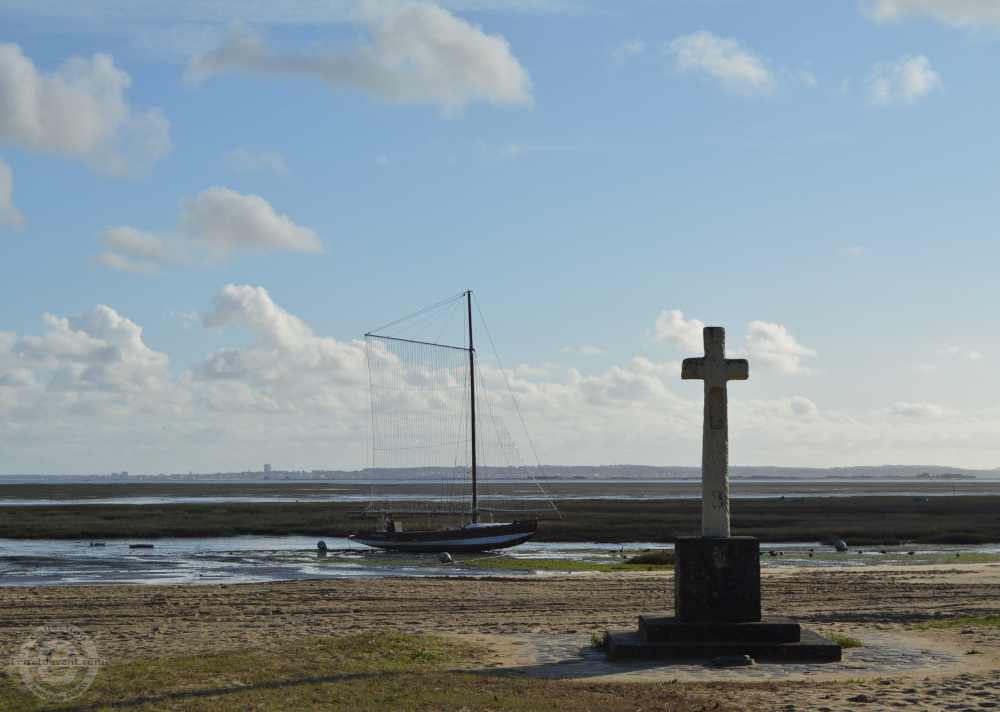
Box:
[0,632,741,712]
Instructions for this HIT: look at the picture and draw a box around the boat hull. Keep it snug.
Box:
[349,521,538,553]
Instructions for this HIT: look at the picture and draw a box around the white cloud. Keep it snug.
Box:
[517,362,557,377]
[609,38,646,66]
[628,357,681,379]
[886,401,952,418]
[225,147,288,175]
[916,363,937,372]
[189,284,368,414]
[0,305,188,418]
[863,0,1000,30]
[186,2,533,115]
[798,69,819,88]
[651,309,705,352]
[0,156,24,228]
[92,186,322,272]
[375,154,389,165]
[579,345,604,356]
[841,245,866,256]
[743,321,817,374]
[667,31,777,97]
[0,42,170,174]
[866,54,943,106]
[937,346,983,361]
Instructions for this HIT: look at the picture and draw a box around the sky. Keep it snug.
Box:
[2,0,1000,475]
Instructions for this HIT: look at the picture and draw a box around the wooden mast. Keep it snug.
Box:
[467,290,479,524]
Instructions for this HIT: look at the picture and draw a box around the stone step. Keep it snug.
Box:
[606,626,842,663]
[639,615,802,643]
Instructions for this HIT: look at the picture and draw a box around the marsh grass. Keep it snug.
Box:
[0,632,730,712]
[626,550,676,566]
[0,495,998,544]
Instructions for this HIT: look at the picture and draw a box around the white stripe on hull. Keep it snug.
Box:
[352,531,530,550]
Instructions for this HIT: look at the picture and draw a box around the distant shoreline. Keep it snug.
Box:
[1,463,997,482]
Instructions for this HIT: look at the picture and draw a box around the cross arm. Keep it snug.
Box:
[681,357,705,380]
[726,358,749,381]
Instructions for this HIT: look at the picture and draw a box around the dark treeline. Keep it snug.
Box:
[0,497,997,544]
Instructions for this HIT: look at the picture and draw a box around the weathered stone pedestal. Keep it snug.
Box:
[674,537,760,622]
[606,537,841,663]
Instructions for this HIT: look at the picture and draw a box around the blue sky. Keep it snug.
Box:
[2,0,1000,475]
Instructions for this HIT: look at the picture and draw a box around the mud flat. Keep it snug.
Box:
[0,564,997,711]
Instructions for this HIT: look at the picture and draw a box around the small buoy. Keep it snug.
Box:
[317,540,327,551]
[438,552,453,564]
[834,541,848,552]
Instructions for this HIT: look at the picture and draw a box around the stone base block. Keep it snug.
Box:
[606,622,841,663]
[639,615,801,643]
[674,536,760,623]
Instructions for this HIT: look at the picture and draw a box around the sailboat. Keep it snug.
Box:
[349,291,559,553]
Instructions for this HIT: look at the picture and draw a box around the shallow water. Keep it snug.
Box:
[1,536,997,587]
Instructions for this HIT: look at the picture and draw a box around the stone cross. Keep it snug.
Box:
[681,327,748,538]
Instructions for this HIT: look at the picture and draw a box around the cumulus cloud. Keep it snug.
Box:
[651,309,705,352]
[186,2,533,114]
[0,156,24,228]
[667,31,776,97]
[225,147,288,175]
[189,284,367,413]
[579,345,605,356]
[92,186,322,272]
[863,0,1000,30]
[867,54,943,106]
[0,42,171,174]
[0,305,188,418]
[743,321,817,374]
[6,294,1000,472]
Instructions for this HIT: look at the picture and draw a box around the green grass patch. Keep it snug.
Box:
[591,631,610,649]
[0,632,729,712]
[824,633,864,648]
[911,613,1000,629]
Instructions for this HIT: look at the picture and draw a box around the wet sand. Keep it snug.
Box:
[1,564,998,710]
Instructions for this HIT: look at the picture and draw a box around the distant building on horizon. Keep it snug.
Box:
[264,464,272,473]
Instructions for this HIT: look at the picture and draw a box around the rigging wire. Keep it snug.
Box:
[472,294,557,509]
[367,292,465,339]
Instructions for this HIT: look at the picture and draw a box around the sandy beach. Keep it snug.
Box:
[2,564,998,710]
